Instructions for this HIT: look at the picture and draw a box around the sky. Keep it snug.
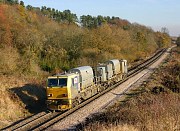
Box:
[23,0,180,36]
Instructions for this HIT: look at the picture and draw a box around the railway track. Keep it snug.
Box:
[2,112,47,131]
[2,48,169,131]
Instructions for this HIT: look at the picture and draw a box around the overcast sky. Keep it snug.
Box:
[23,0,180,36]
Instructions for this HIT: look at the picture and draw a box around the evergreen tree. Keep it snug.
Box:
[20,0,24,7]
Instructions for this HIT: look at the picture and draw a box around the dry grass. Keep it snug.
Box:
[84,123,138,131]
[78,93,180,131]
[0,75,27,128]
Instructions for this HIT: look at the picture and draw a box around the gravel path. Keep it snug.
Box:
[48,47,171,130]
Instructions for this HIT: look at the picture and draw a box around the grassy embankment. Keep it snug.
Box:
[77,47,180,131]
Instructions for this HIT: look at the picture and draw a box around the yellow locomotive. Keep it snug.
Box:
[46,59,127,111]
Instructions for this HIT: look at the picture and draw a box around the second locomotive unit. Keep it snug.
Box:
[46,59,127,111]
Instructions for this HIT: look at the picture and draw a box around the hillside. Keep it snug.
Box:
[0,1,172,129]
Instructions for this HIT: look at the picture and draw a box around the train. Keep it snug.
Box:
[46,59,128,111]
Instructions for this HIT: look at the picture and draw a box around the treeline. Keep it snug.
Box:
[0,0,24,6]
[0,0,131,29]
[0,2,171,76]
[38,7,130,29]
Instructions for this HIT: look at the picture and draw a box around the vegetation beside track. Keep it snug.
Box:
[76,47,180,131]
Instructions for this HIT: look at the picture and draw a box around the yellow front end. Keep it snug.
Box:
[46,87,72,111]
[46,74,79,111]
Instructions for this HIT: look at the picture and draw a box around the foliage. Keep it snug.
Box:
[155,31,171,48]
[160,47,180,92]
[0,2,171,76]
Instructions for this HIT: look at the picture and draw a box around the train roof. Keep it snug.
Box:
[48,72,77,78]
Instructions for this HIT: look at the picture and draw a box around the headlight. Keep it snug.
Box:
[62,94,67,97]
[47,94,52,97]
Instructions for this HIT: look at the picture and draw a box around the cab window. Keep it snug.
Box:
[59,78,67,87]
[48,78,67,87]
[48,79,58,87]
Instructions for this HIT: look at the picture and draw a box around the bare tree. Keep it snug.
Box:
[161,27,169,35]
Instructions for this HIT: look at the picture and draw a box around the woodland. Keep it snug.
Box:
[0,0,171,76]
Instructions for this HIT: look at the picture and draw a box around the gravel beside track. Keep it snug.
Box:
[48,47,173,130]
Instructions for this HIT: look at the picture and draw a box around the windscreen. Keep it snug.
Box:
[48,78,67,87]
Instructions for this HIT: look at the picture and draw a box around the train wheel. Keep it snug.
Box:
[72,98,79,108]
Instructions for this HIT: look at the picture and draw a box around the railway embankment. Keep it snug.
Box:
[76,46,180,131]
[0,76,46,129]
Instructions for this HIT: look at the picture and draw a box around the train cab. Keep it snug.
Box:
[46,73,79,111]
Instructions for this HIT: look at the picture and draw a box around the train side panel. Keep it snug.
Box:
[107,59,121,75]
[120,60,128,78]
[68,66,98,100]
[68,66,94,91]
